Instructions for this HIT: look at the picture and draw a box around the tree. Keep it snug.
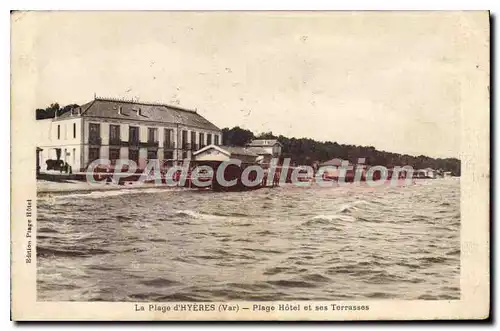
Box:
[222,126,255,146]
[36,102,79,120]
[256,131,277,139]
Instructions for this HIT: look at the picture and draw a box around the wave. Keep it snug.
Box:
[116,215,132,221]
[267,279,317,288]
[417,293,459,300]
[212,211,249,217]
[302,214,355,226]
[172,220,192,226]
[337,199,385,214]
[173,210,229,223]
[149,238,167,243]
[38,227,59,233]
[123,247,148,253]
[139,277,180,288]
[174,210,201,219]
[338,203,363,214]
[51,187,177,200]
[228,222,253,227]
[301,273,331,283]
[417,256,450,264]
[243,247,284,254]
[263,266,292,276]
[255,230,274,236]
[87,265,122,272]
[226,282,273,291]
[37,246,110,258]
[365,292,397,299]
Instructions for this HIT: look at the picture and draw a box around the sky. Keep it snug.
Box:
[13,11,489,158]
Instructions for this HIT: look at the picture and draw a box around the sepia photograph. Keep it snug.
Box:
[10,10,489,320]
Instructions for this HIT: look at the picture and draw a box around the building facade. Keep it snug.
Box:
[246,139,282,158]
[36,97,222,172]
[246,139,283,165]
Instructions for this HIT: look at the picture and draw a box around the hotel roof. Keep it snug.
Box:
[193,145,258,157]
[57,97,220,131]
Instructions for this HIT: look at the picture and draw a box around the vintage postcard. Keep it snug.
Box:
[11,11,489,321]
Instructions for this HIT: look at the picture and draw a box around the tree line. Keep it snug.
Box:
[35,103,460,175]
[222,126,461,175]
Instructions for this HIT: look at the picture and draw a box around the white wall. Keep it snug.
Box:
[37,117,83,171]
[120,123,129,141]
[37,117,82,147]
[139,126,148,142]
[101,122,110,145]
[194,148,230,161]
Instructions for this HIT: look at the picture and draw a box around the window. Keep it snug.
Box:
[207,133,212,145]
[57,125,60,139]
[199,133,205,148]
[109,148,120,164]
[89,123,100,134]
[182,130,188,149]
[89,123,101,144]
[182,151,188,159]
[129,149,139,165]
[147,150,157,160]
[191,131,196,150]
[73,123,76,139]
[88,147,100,163]
[148,127,158,143]
[110,125,120,144]
[214,134,219,145]
[164,129,173,148]
[164,151,174,160]
[129,126,139,144]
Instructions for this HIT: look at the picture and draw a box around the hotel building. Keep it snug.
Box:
[36,97,222,172]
